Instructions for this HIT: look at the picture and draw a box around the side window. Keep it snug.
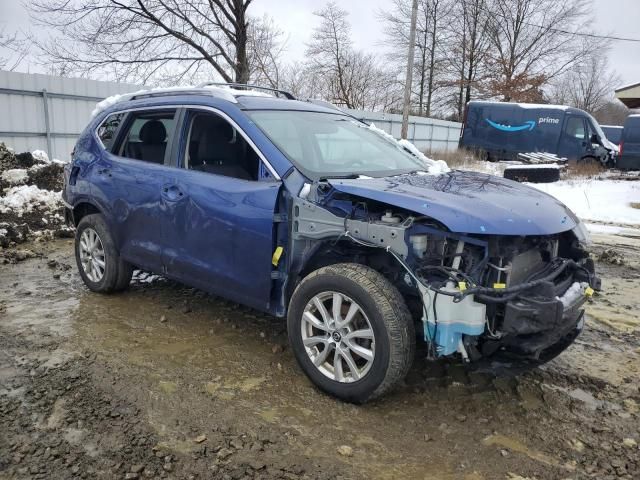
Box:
[184,112,259,181]
[564,117,586,140]
[117,110,176,164]
[96,113,125,152]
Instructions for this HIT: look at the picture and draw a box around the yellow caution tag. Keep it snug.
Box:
[493,283,506,289]
[272,246,284,267]
[585,286,594,297]
[458,281,467,292]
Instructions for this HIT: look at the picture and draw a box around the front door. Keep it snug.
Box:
[161,109,281,312]
[558,115,590,160]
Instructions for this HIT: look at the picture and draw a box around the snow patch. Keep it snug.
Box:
[368,123,450,175]
[586,223,640,237]
[1,168,28,184]
[0,185,62,216]
[529,180,640,226]
[32,150,50,163]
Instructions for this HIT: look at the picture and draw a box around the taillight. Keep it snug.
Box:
[619,141,624,157]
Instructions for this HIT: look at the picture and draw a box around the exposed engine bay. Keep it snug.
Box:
[287,183,601,362]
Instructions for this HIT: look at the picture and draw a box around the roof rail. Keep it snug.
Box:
[130,89,235,102]
[198,82,296,100]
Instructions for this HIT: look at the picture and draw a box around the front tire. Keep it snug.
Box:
[75,214,132,293]
[287,264,415,403]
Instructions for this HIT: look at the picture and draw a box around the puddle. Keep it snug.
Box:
[483,434,561,468]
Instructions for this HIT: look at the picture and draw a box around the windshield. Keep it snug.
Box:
[247,110,428,178]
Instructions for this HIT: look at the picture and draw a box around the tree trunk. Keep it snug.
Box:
[425,2,438,117]
[234,2,250,83]
[457,6,467,120]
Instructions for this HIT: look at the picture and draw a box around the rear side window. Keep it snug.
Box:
[96,113,125,151]
[116,110,176,164]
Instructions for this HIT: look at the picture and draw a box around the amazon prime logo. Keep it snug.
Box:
[538,117,560,125]
[485,119,536,132]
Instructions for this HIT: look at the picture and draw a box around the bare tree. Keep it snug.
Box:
[247,15,287,89]
[548,50,620,114]
[485,0,593,102]
[0,27,27,71]
[27,0,257,84]
[446,0,492,119]
[306,2,401,111]
[380,0,451,117]
[593,100,629,126]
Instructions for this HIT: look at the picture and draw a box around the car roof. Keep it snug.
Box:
[468,100,584,115]
[235,95,340,113]
[92,85,344,119]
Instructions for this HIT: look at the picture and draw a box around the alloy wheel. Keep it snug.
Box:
[301,291,376,383]
[79,227,106,282]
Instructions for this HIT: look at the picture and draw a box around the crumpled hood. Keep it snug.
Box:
[329,171,579,235]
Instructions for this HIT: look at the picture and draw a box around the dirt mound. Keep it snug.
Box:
[598,248,625,265]
[0,142,72,248]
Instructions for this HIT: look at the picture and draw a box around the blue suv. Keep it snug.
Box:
[63,84,600,402]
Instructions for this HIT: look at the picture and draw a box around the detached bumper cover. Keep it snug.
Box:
[501,288,586,355]
[496,260,600,358]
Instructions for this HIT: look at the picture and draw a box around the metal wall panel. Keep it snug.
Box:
[0,70,462,161]
[0,70,139,160]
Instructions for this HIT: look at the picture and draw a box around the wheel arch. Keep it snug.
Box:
[72,201,102,227]
[286,238,416,318]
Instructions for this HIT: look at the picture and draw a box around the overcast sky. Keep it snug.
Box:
[2,0,639,87]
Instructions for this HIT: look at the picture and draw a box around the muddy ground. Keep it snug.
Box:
[1,232,639,480]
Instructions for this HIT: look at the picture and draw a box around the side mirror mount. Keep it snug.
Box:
[590,133,600,145]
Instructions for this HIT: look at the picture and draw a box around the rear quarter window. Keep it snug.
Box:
[96,113,125,151]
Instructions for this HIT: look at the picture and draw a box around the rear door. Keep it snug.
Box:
[92,108,178,272]
[161,108,281,312]
[620,118,640,169]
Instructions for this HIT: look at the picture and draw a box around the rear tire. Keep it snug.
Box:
[287,263,415,403]
[75,214,133,293]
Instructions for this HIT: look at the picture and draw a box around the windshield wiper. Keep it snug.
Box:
[319,174,361,180]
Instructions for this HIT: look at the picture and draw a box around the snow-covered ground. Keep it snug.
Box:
[528,180,640,227]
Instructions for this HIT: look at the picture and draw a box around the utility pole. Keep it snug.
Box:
[401,0,419,139]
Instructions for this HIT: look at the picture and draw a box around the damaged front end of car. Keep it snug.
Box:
[282,173,601,363]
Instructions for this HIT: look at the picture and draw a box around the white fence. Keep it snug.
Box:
[0,70,462,160]
[0,70,138,161]
[346,109,462,152]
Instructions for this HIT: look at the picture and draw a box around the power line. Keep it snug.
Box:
[472,3,640,44]
[534,26,640,44]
